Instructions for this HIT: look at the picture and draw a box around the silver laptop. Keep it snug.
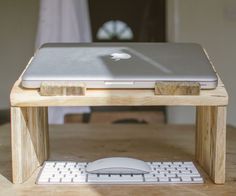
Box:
[21,43,218,89]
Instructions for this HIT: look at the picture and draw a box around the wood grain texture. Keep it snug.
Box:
[10,76,228,107]
[195,106,226,184]
[155,82,200,95]
[9,69,228,185]
[11,107,49,183]
[40,81,86,96]
[1,124,236,195]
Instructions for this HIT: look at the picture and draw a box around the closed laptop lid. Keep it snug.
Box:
[22,42,217,87]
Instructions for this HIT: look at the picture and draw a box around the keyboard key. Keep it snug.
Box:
[173,162,183,165]
[56,162,66,167]
[155,174,166,178]
[72,176,86,183]
[49,178,61,183]
[145,176,157,182]
[192,177,203,182]
[184,162,194,165]
[152,162,162,166]
[61,178,73,183]
[180,177,192,182]
[144,174,156,178]
[180,171,191,174]
[158,177,169,182]
[37,177,50,183]
[170,178,181,182]
[179,173,200,177]
[165,174,176,178]
[163,162,172,165]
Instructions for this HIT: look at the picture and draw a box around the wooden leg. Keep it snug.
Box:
[195,106,226,184]
[11,107,49,183]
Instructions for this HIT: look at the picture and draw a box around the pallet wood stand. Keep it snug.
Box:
[10,75,228,184]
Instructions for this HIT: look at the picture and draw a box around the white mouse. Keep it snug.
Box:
[86,157,151,174]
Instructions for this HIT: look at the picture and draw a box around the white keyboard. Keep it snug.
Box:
[37,161,204,185]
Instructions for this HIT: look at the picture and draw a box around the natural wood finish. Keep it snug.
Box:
[155,82,200,95]
[1,124,236,195]
[11,76,228,107]
[195,106,226,184]
[11,107,49,183]
[9,70,228,185]
[40,81,86,96]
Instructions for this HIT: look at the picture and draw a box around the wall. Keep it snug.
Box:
[167,0,236,126]
[0,0,39,109]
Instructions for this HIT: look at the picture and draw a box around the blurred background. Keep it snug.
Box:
[0,0,235,126]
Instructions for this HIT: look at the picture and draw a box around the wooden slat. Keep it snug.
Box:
[155,82,200,95]
[11,76,228,106]
[11,107,49,183]
[195,106,226,184]
[40,81,86,96]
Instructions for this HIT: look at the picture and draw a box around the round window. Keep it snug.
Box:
[97,20,134,41]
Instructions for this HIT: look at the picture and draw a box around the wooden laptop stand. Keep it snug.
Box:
[10,75,228,184]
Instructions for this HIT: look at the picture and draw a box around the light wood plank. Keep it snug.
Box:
[195,106,226,184]
[155,82,200,95]
[11,76,228,107]
[11,107,49,183]
[40,81,86,96]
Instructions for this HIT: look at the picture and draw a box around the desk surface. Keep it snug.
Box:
[1,123,236,195]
